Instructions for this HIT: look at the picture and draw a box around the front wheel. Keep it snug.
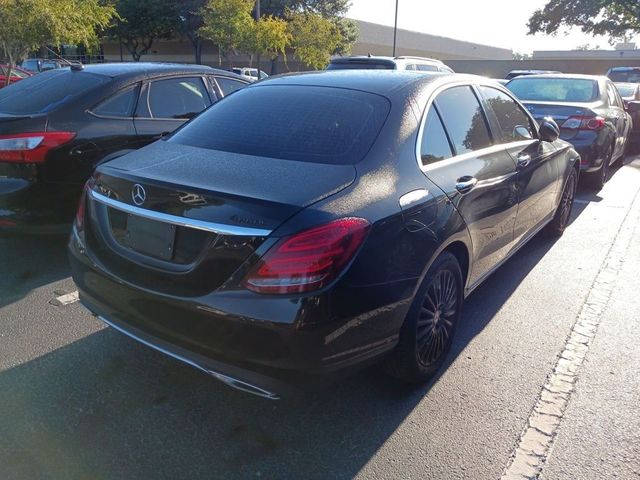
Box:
[546,168,578,237]
[385,252,463,383]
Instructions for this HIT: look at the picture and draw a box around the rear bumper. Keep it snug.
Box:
[68,232,406,397]
[564,133,609,173]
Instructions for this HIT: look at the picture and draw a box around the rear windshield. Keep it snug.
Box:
[608,69,640,83]
[0,69,108,115]
[615,83,637,97]
[169,85,391,165]
[507,78,599,103]
[327,62,395,70]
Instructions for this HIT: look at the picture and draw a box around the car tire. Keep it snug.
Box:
[385,252,463,384]
[587,143,612,191]
[546,168,578,237]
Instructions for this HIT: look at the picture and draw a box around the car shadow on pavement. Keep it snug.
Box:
[0,234,71,309]
[0,220,581,480]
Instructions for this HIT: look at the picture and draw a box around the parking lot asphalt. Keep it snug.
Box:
[1,157,639,480]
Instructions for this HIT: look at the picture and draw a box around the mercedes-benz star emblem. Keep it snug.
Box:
[132,184,146,206]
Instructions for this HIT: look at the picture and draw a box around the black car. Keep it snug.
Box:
[607,66,640,84]
[69,71,579,399]
[507,74,630,189]
[0,63,249,233]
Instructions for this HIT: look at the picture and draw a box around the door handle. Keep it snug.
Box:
[517,154,531,168]
[455,176,478,194]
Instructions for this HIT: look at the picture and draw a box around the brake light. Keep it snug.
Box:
[560,116,605,130]
[0,131,76,163]
[243,218,371,294]
[75,183,89,232]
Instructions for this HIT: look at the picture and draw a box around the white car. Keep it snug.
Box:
[230,67,269,82]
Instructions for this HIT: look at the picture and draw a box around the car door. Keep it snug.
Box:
[606,81,630,158]
[418,84,519,287]
[133,75,214,145]
[477,85,560,243]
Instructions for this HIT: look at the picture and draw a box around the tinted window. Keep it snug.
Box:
[11,69,29,79]
[608,69,640,83]
[479,86,534,142]
[405,64,416,71]
[507,78,598,102]
[93,85,139,117]
[169,85,390,165]
[435,86,492,154]
[615,83,637,98]
[416,64,439,72]
[420,107,453,166]
[21,59,40,72]
[0,70,108,115]
[216,77,246,96]
[144,77,210,119]
[607,82,622,108]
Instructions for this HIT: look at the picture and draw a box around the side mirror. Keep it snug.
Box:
[627,101,640,113]
[539,117,560,142]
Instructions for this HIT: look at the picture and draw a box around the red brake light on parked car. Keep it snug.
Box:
[0,131,76,164]
[560,116,605,131]
[243,218,371,294]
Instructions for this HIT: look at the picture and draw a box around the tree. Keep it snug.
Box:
[528,0,640,40]
[287,13,341,69]
[200,0,254,66]
[244,15,291,64]
[0,0,115,85]
[333,17,358,56]
[174,0,208,64]
[110,0,176,61]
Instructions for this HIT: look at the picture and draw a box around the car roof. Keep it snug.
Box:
[252,70,478,97]
[509,69,560,74]
[608,66,640,71]
[508,73,604,81]
[330,55,444,65]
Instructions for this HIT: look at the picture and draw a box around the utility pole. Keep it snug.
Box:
[392,0,399,57]
[255,0,261,79]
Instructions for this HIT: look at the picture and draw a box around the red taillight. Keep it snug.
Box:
[560,116,605,130]
[0,131,76,164]
[243,218,371,294]
[75,183,89,232]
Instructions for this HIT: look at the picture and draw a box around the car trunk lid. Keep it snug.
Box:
[522,101,600,141]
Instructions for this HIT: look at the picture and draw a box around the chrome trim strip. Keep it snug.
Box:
[89,189,272,237]
[97,315,280,400]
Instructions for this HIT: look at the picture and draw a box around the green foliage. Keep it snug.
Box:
[333,17,358,56]
[247,15,291,60]
[287,12,341,69]
[0,0,115,65]
[200,0,254,61]
[528,0,640,39]
[260,0,351,18]
[174,0,208,63]
[109,0,176,61]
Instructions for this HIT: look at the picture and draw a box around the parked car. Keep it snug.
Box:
[0,64,31,88]
[230,67,268,82]
[607,66,640,84]
[505,70,561,80]
[507,74,630,189]
[69,71,579,399]
[614,82,640,149]
[20,58,81,74]
[0,62,249,233]
[327,55,455,73]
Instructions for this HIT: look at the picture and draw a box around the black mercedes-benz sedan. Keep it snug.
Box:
[0,63,248,234]
[506,74,630,190]
[69,71,580,399]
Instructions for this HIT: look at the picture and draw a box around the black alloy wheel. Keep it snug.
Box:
[547,168,578,237]
[386,252,462,383]
[589,143,613,190]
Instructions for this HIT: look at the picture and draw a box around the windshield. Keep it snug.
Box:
[507,78,599,103]
[608,69,640,83]
[169,84,391,165]
[615,83,637,97]
[0,69,108,115]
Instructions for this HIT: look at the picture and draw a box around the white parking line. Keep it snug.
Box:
[50,290,79,307]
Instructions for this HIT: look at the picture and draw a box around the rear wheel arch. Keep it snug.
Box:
[443,241,470,290]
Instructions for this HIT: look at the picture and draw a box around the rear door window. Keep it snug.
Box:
[169,85,391,165]
[607,82,623,108]
[142,77,211,119]
[92,85,139,117]
[0,70,109,115]
[420,107,454,166]
[215,77,246,96]
[478,86,535,142]
[434,86,493,155]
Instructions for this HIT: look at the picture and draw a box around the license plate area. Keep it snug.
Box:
[123,215,176,261]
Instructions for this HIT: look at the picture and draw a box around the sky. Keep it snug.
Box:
[347,0,619,54]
